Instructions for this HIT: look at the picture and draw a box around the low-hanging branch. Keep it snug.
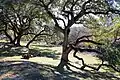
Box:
[67,35,120,72]
[76,35,92,41]
[77,40,103,45]
[68,49,98,70]
[69,46,120,72]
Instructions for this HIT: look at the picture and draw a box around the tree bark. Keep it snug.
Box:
[57,46,72,71]
[4,24,14,44]
[57,28,71,71]
[16,35,22,46]
[4,30,14,44]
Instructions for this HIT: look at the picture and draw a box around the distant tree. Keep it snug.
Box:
[0,0,51,47]
[69,27,89,44]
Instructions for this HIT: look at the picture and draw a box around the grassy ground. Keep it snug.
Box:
[0,43,120,80]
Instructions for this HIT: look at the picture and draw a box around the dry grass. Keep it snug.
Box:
[0,46,100,67]
[0,46,120,80]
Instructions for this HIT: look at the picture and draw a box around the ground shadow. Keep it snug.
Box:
[0,43,59,59]
[29,48,59,59]
[0,60,120,80]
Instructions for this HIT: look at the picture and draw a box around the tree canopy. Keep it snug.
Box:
[0,0,53,47]
[34,0,120,71]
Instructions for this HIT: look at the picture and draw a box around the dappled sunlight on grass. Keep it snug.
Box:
[29,57,61,66]
[0,44,120,79]
[30,44,62,54]
[0,60,120,80]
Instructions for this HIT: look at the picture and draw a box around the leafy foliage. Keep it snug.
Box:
[0,0,54,47]
[98,44,120,66]
[86,15,120,68]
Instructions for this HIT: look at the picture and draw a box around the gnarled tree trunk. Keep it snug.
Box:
[16,35,22,46]
[57,28,71,71]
